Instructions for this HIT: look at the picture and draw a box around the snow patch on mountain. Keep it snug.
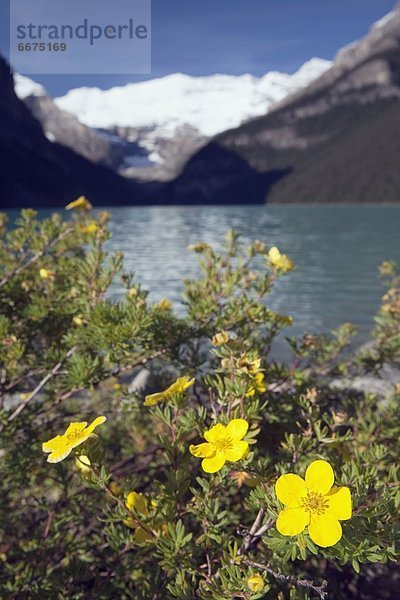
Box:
[14,74,46,99]
[53,58,331,138]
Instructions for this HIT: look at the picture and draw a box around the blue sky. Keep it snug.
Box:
[0,0,396,95]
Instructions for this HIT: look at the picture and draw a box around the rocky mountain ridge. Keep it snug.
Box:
[165,5,400,204]
[14,59,330,182]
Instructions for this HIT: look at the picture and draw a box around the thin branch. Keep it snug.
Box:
[0,227,73,289]
[0,345,79,431]
[42,511,54,540]
[239,509,272,555]
[244,559,328,600]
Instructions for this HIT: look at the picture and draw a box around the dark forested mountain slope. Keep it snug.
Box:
[167,7,400,204]
[0,57,146,209]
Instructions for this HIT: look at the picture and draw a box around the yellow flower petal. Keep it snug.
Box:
[247,573,265,592]
[75,455,91,473]
[276,507,309,536]
[268,247,281,263]
[64,422,87,438]
[308,513,342,547]
[212,331,230,346]
[65,196,92,211]
[225,418,249,440]
[69,433,93,451]
[267,246,294,272]
[326,486,352,521]
[123,517,136,530]
[85,415,107,435]
[204,423,226,443]
[275,474,307,507]
[39,268,54,280]
[202,453,226,473]
[168,376,195,394]
[158,298,172,310]
[42,435,64,453]
[248,372,266,395]
[126,491,148,515]
[189,442,215,458]
[224,440,249,462]
[47,444,74,464]
[305,460,334,495]
[80,223,98,234]
[144,392,166,406]
[134,526,153,543]
[144,377,194,405]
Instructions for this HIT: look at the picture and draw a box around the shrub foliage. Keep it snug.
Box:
[0,208,399,599]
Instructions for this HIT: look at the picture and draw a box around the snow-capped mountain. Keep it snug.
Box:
[54,58,331,139]
[13,58,331,181]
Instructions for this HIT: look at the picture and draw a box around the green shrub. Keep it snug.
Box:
[0,207,399,599]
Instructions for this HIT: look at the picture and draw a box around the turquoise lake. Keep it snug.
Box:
[5,204,400,355]
[106,204,400,350]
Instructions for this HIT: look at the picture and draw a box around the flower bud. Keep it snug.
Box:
[247,573,265,592]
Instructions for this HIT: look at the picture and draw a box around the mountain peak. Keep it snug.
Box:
[52,58,331,138]
[371,4,400,31]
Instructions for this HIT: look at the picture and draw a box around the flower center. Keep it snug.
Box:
[213,436,233,453]
[301,491,329,515]
[66,426,85,442]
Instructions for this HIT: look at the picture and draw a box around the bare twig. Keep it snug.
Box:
[42,511,54,539]
[239,509,273,555]
[0,345,79,431]
[0,227,73,289]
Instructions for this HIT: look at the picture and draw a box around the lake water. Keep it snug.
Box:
[4,204,400,354]
[107,204,400,352]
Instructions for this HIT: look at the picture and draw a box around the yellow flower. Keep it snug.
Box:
[189,419,249,473]
[75,455,91,474]
[124,491,153,543]
[79,222,98,234]
[267,246,294,272]
[238,354,261,375]
[144,375,195,406]
[275,459,352,548]
[128,287,138,297]
[42,416,106,463]
[267,309,293,326]
[212,330,230,346]
[72,315,84,326]
[65,195,93,211]
[158,298,172,311]
[247,573,265,592]
[19,392,31,401]
[39,268,55,280]
[109,481,122,497]
[245,372,267,397]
